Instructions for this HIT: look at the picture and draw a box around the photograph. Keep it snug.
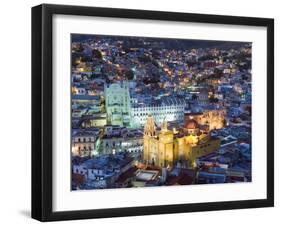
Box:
[30,3,274,221]
[0,0,277,223]
[71,34,252,190]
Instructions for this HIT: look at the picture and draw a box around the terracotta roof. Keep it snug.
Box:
[72,173,85,185]
[184,119,199,129]
[145,165,161,171]
[177,174,194,185]
[166,173,194,185]
[115,167,137,184]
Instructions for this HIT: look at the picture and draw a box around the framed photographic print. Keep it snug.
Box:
[31,4,274,221]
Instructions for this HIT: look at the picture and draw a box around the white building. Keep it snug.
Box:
[131,97,188,127]
[104,81,132,127]
[72,94,101,107]
[72,130,100,157]
[72,154,134,189]
[101,126,143,155]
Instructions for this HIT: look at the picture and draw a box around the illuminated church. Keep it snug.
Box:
[143,115,221,168]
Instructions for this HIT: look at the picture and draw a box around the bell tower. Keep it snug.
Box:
[144,115,156,136]
[143,116,157,163]
[158,119,174,167]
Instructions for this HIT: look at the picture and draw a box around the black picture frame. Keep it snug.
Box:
[32,3,274,222]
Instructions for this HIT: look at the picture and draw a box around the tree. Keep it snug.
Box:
[125,70,134,80]
[209,94,219,103]
[241,74,248,80]
[92,49,102,59]
[76,43,84,52]
[213,68,223,78]
[192,94,198,100]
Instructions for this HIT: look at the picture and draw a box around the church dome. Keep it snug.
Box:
[184,119,199,129]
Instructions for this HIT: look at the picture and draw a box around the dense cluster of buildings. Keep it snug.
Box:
[71,35,252,190]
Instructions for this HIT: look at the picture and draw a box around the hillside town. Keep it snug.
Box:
[71,35,252,190]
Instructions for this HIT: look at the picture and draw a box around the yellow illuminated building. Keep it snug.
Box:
[185,109,226,131]
[143,116,221,168]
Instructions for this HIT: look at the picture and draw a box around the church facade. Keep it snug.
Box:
[104,81,132,127]
[143,115,221,168]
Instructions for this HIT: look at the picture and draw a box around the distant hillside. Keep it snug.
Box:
[71,33,250,50]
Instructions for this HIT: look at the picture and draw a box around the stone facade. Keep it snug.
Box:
[105,81,132,127]
[143,116,221,168]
